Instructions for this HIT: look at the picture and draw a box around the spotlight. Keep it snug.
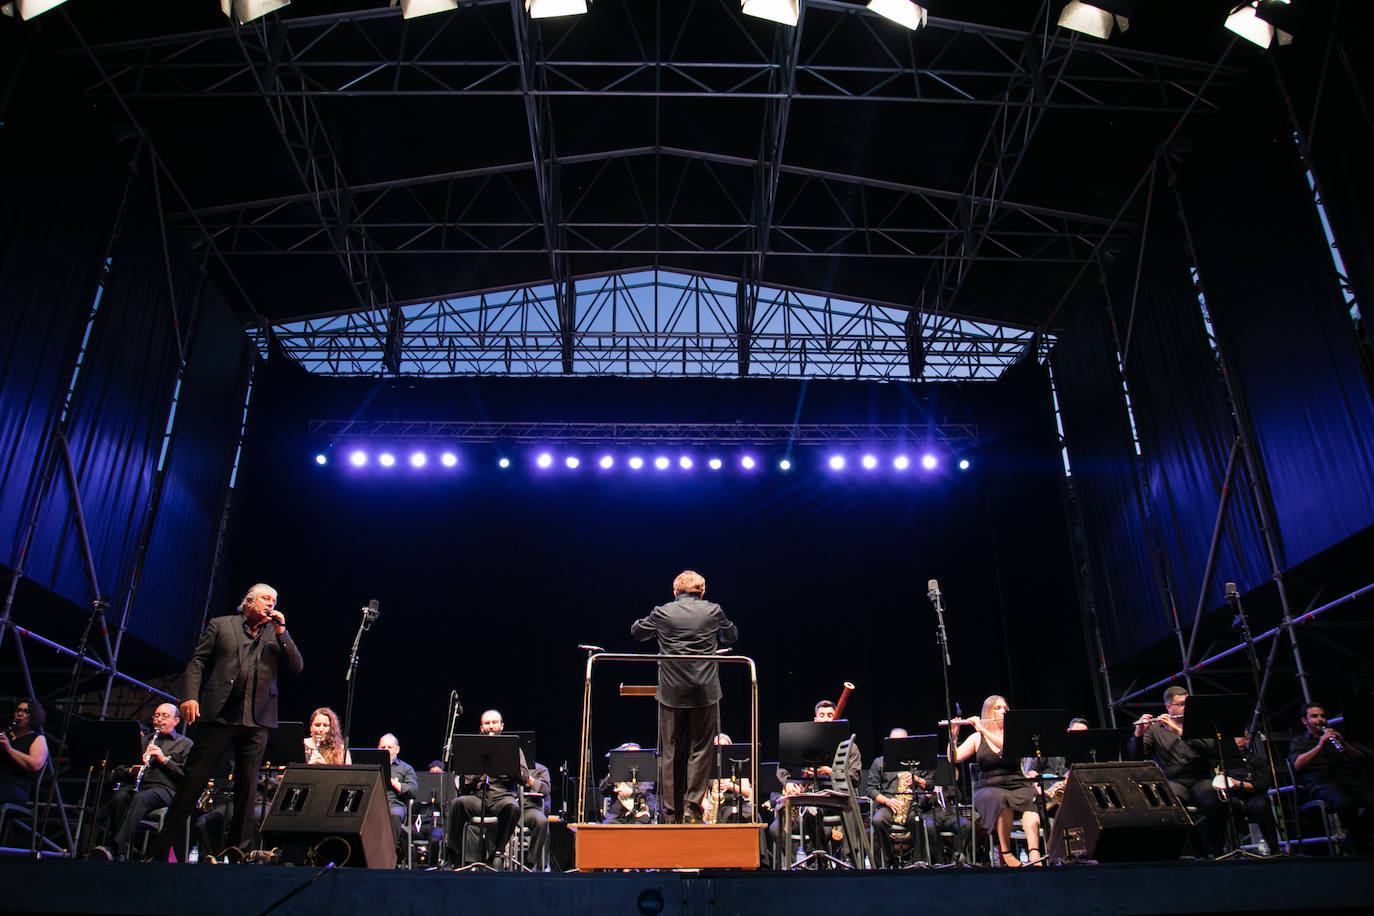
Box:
[410,452,427,468]
[498,457,511,469]
[679,456,693,470]
[629,456,645,470]
[7,0,69,19]
[741,455,756,470]
[708,458,723,470]
[1056,0,1131,40]
[1225,1,1296,48]
[442,452,458,467]
[741,0,798,27]
[862,454,878,470]
[959,458,971,471]
[314,454,327,466]
[350,450,367,467]
[537,453,553,468]
[894,455,910,470]
[566,456,580,469]
[599,455,614,469]
[221,0,290,25]
[391,0,458,19]
[779,459,792,471]
[654,456,670,470]
[866,0,926,31]
[921,454,937,470]
[379,453,396,467]
[829,455,846,470]
[526,0,587,18]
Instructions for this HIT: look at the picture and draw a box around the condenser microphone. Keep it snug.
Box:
[364,599,380,616]
[1224,582,1238,599]
[927,579,941,600]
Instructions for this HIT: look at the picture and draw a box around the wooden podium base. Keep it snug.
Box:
[572,824,763,870]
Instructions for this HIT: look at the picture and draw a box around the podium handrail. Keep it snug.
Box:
[577,651,759,824]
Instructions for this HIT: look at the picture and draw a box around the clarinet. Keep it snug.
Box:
[132,730,159,791]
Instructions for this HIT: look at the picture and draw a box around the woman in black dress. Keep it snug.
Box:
[0,698,49,806]
[952,694,1042,865]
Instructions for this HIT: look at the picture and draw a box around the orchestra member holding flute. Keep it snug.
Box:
[1127,686,1225,855]
[950,695,1042,866]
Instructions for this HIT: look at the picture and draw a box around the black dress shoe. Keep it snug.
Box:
[682,808,705,825]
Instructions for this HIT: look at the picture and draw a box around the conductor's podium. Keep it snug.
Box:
[572,823,764,870]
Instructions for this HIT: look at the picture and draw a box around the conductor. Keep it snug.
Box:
[631,569,738,824]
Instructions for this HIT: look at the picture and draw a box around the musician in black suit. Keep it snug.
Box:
[631,569,738,823]
[93,703,193,861]
[145,583,303,861]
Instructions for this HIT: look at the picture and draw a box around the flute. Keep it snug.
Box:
[938,717,993,727]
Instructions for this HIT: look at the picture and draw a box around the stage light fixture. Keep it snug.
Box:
[654,456,670,470]
[379,452,396,467]
[599,455,614,469]
[526,0,587,18]
[959,458,971,471]
[894,455,910,470]
[537,452,553,468]
[829,455,846,470]
[566,456,580,469]
[6,0,69,19]
[349,450,367,467]
[741,0,798,27]
[1225,2,1295,48]
[498,457,511,469]
[629,456,644,469]
[862,454,878,470]
[866,0,926,31]
[679,456,693,470]
[779,459,792,471]
[221,0,290,25]
[391,0,458,19]
[410,452,427,468]
[1056,0,1131,40]
[741,455,756,470]
[314,454,327,466]
[921,454,937,470]
[708,458,723,470]
[442,452,458,467]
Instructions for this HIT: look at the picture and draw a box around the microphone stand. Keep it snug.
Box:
[1226,583,1288,854]
[442,692,463,772]
[342,603,380,749]
[928,582,970,866]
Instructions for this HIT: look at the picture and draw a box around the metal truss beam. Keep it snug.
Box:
[305,419,980,445]
[63,3,1242,113]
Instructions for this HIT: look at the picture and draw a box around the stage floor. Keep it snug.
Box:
[0,856,1366,916]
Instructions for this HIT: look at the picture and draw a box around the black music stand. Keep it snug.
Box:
[1002,709,1068,863]
[64,719,143,857]
[348,749,393,788]
[1182,694,1256,858]
[448,735,524,870]
[263,721,305,767]
[1064,728,1127,765]
[879,735,941,868]
[607,749,658,823]
[778,721,852,782]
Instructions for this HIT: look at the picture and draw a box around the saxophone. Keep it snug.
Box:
[889,771,915,825]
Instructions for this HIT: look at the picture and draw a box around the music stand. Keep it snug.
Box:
[710,744,752,823]
[1063,728,1127,765]
[348,749,393,789]
[63,719,143,857]
[263,721,305,767]
[448,735,524,870]
[778,721,852,782]
[1002,709,1068,863]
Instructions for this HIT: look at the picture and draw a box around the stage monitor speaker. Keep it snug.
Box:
[260,763,397,869]
[1046,761,1192,862]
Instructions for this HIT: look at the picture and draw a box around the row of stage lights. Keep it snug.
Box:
[318,449,972,473]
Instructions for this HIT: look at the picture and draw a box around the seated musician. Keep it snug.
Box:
[521,760,551,867]
[93,704,192,861]
[447,709,528,867]
[951,695,1042,866]
[0,698,48,808]
[304,707,351,765]
[1289,702,1374,853]
[600,742,658,824]
[705,733,753,824]
[767,699,863,860]
[1209,732,1278,853]
[1127,687,1226,855]
[379,733,419,852]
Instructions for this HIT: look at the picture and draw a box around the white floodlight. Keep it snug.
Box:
[526,0,587,18]
[867,0,926,31]
[1225,2,1294,48]
[741,0,798,27]
[1057,1,1131,40]
[392,0,459,19]
[8,0,69,18]
[221,0,290,25]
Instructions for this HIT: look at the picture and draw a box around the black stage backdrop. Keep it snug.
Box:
[221,360,1088,805]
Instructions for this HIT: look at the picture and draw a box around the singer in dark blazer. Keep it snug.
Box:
[145,583,303,861]
[631,569,738,823]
